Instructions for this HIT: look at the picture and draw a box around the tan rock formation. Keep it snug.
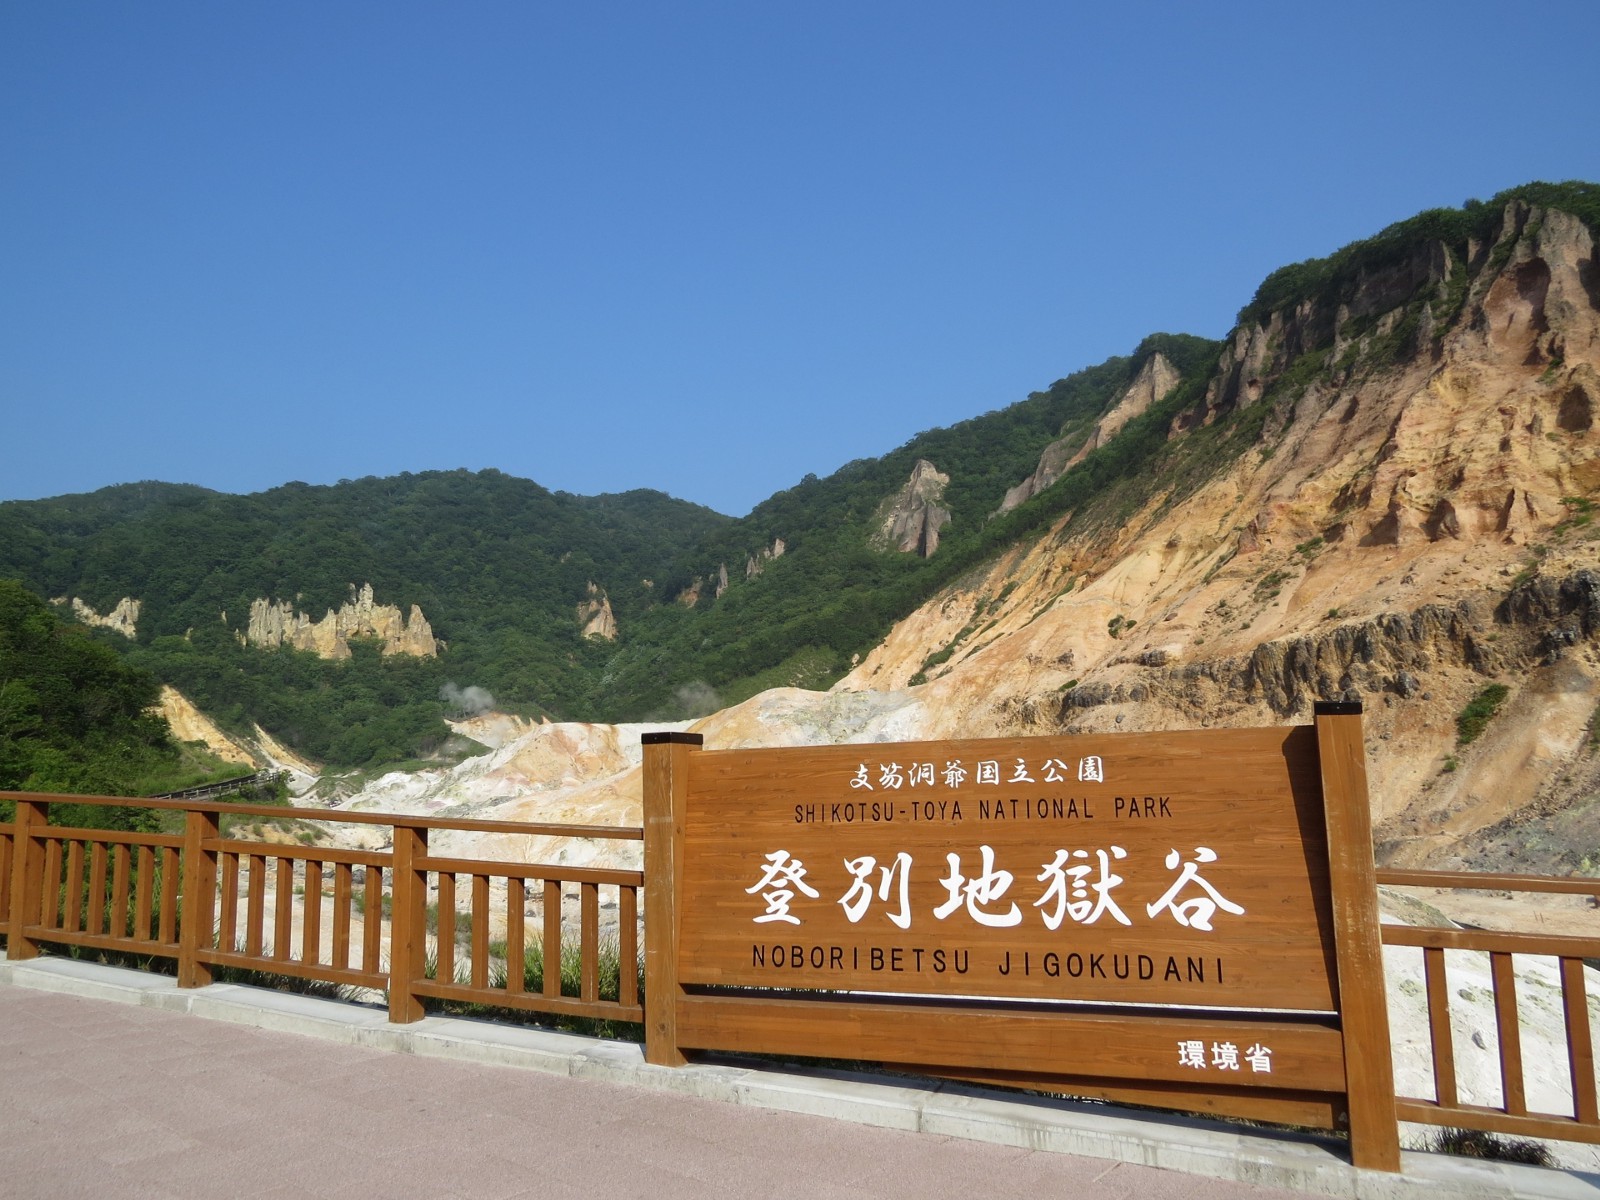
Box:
[577,582,618,640]
[242,583,438,659]
[56,595,141,639]
[745,536,786,578]
[873,459,951,557]
[998,353,1182,514]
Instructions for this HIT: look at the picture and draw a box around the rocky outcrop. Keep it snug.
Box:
[872,459,951,557]
[243,583,438,659]
[998,353,1182,514]
[745,537,786,579]
[577,582,618,641]
[715,563,730,599]
[56,595,141,639]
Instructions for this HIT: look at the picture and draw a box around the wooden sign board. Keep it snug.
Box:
[676,725,1336,1013]
[642,705,1400,1171]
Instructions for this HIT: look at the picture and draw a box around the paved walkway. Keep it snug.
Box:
[2,956,1595,1199]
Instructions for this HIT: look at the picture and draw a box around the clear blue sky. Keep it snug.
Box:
[4,2,1596,517]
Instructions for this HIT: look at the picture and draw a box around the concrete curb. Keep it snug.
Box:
[3,951,1596,1198]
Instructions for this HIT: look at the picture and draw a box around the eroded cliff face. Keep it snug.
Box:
[56,595,141,639]
[872,459,951,557]
[577,582,618,640]
[997,352,1183,514]
[835,199,1600,873]
[242,583,438,659]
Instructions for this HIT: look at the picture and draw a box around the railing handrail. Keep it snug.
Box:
[1377,867,1600,898]
[0,790,643,841]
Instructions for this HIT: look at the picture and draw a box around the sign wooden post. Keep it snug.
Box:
[642,731,701,1066]
[639,711,1400,1173]
[1314,701,1400,1172]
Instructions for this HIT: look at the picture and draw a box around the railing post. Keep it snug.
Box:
[389,824,428,1023]
[6,799,48,960]
[1314,700,1401,1173]
[177,808,220,987]
[642,731,702,1067]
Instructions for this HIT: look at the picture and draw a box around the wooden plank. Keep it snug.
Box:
[362,866,383,974]
[41,840,63,928]
[159,847,179,945]
[642,732,699,1066]
[437,872,456,984]
[85,842,108,937]
[416,855,642,887]
[1395,1099,1600,1145]
[304,860,323,967]
[1314,703,1401,1173]
[219,853,239,950]
[178,810,220,988]
[543,879,562,998]
[924,1065,1342,1130]
[332,862,352,971]
[471,874,489,990]
[63,841,85,932]
[581,881,599,1002]
[0,829,12,928]
[1562,957,1598,1125]
[110,844,131,940]
[17,925,180,958]
[1377,869,1600,897]
[198,947,383,991]
[274,857,293,960]
[217,841,388,867]
[619,885,638,1008]
[679,728,1337,1012]
[245,854,265,957]
[408,978,642,1023]
[1423,946,1458,1108]
[134,846,154,942]
[37,826,182,849]
[677,992,1347,1091]
[388,827,427,1024]
[506,877,525,996]
[1491,951,1527,1115]
[1384,925,1600,958]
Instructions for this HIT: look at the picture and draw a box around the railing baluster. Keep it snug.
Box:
[134,846,154,942]
[304,860,323,967]
[362,866,382,974]
[543,879,561,998]
[620,884,638,1008]
[41,840,63,929]
[437,872,456,983]
[580,881,599,1002]
[1490,951,1527,1116]
[0,829,12,930]
[471,874,489,989]
[1562,956,1598,1124]
[506,877,525,995]
[63,841,85,932]
[219,852,239,950]
[273,857,292,960]
[1423,946,1457,1108]
[86,842,108,936]
[110,844,130,939]
[332,862,351,970]
[245,854,265,957]
[158,847,179,945]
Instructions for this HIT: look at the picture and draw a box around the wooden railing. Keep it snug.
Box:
[0,793,643,1027]
[1377,868,1600,1145]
